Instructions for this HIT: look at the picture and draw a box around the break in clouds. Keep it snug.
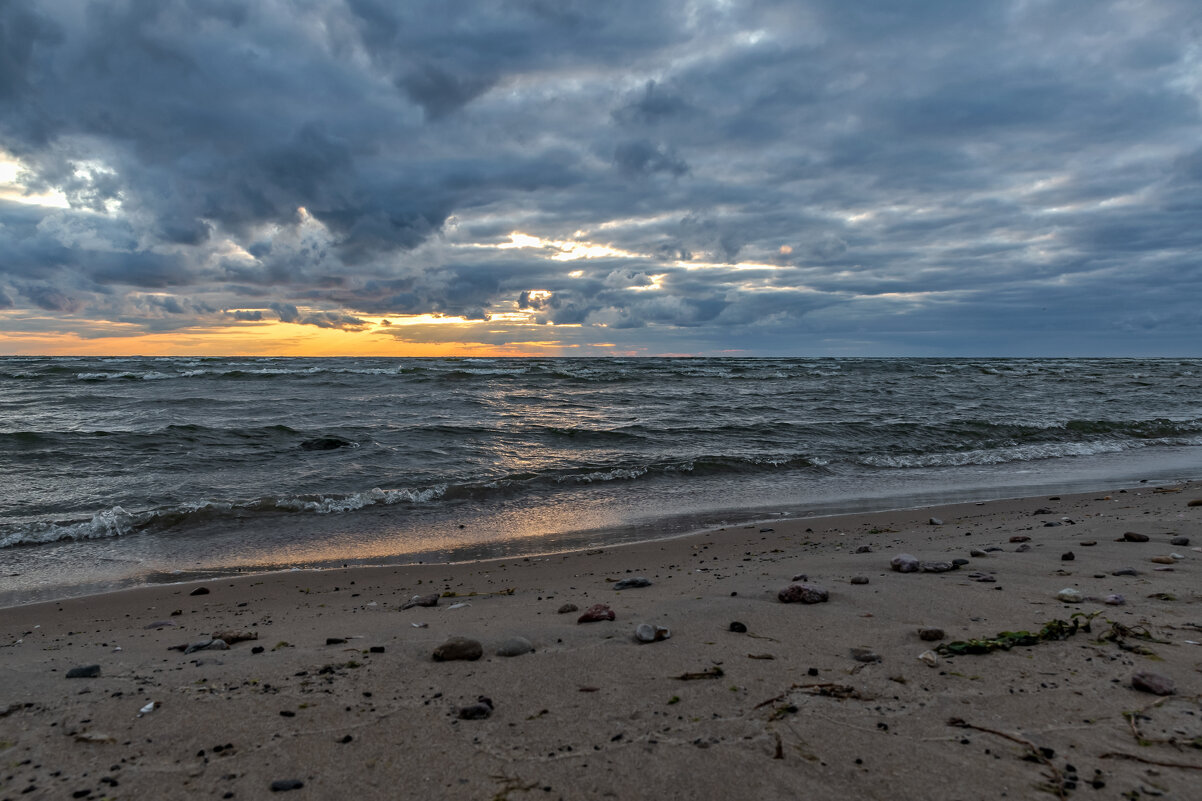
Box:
[1,0,1201,354]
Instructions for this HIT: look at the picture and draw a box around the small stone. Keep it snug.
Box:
[212,630,256,644]
[458,697,494,720]
[577,604,615,623]
[850,647,881,663]
[66,665,101,679]
[1122,532,1149,542]
[854,545,872,554]
[1170,536,1190,546]
[929,518,943,526]
[983,546,1004,552]
[496,637,534,657]
[635,623,671,643]
[890,554,920,573]
[1104,594,1126,606]
[917,627,945,642]
[251,646,265,654]
[777,584,829,604]
[1171,552,1186,560]
[369,646,385,653]
[1187,499,1202,507]
[1010,535,1031,543]
[789,573,810,583]
[968,572,996,583]
[189,587,210,596]
[1044,521,1063,527]
[951,558,969,566]
[402,593,440,610]
[1131,671,1175,696]
[432,637,483,662]
[1111,567,1138,576]
[1061,552,1075,561]
[1151,556,1176,564]
[184,638,229,655]
[1056,588,1083,603]
[917,650,938,666]
[326,637,346,645]
[849,576,869,585]
[557,603,579,614]
[613,576,652,590]
[919,561,954,573]
[1032,508,1053,515]
[969,549,988,558]
[729,621,748,633]
[1015,544,1031,553]
[1080,541,1097,546]
[270,779,304,792]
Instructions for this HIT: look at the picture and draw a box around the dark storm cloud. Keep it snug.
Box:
[1,0,1200,353]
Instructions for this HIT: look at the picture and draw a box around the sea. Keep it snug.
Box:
[2,356,1201,607]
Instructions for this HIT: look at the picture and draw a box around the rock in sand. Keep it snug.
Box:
[1056,588,1083,603]
[890,554,920,573]
[917,627,945,641]
[1122,532,1149,542]
[432,637,483,662]
[496,637,534,657]
[1131,671,1175,696]
[402,593,440,610]
[65,665,101,679]
[777,583,829,604]
[557,603,579,614]
[458,697,494,719]
[577,604,615,623]
[613,576,652,590]
[635,623,671,643]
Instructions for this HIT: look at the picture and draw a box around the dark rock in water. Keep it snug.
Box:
[635,623,671,643]
[919,561,955,573]
[66,665,101,679]
[1061,552,1075,561]
[849,576,869,585]
[300,437,354,451]
[270,779,305,792]
[613,576,652,590]
[1170,535,1190,546]
[432,637,483,662]
[557,603,579,615]
[496,637,533,657]
[918,627,945,641]
[459,696,494,720]
[729,621,748,633]
[1111,568,1138,576]
[778,584,829,604]
[577,604,615,623]
[890,554,920,573]
[1010,536,1030,543]
[189,587,210,596]
[850,647,881,663]
[1131,671,1175,696]
[1122,532,1149,542]
[854,545,872,554]
[401,593,440,610]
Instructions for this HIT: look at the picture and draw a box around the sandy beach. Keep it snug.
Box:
[3,482,1202,800]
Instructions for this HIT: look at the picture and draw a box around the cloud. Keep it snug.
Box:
[0,0,1200,354]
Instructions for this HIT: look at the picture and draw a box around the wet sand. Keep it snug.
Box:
[3,482,1201,800]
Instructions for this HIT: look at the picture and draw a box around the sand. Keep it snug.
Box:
[3,482,1202,800]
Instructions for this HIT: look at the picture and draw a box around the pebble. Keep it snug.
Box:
[969,549,988,558]
[613,576,652,590]
[577,604,616,623]
[917,650,938,666]
[1187,499,1202,507]
[1170,552,1186,560]
[635,623,671,643]
[984,546,1004,552]
[458,697,494,720]
[850,647,881,663]
[189,586,210,596]
[968,572,996,583]
[1122,532,1150,542]
[1010,535,1031,543]
[1131,671,1175,696]
[212,630,256,644]
[270,780,304,792]
[1080,541,1097,546]
[496,637,534,657]
[402,593,440,610]
[917,627,945,641]
[557,603,579,614]
[791,573,809,582]
[849,576,870,585]
[184,638,229,655]
[1061,552,1075,561]
[951,558,969,567]
[1150,556,1176,564]
[1104,594,1126,606]
[1056,588,1083,603]
[729,621,748,633]
[1170,536,1190,546]
[929,517,943,526]
[432,637,483,662]
[1111,568,1138,576]
[777,583,829,604]
[919,561,955,573]
[1043,521,1063,527]
[326,637,346,645]
[1015,544,1031,553]
[890,554,920,573]
[854,545,873,554]
[65,665,101,679]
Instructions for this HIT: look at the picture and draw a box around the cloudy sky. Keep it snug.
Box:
[1,0,1200,357]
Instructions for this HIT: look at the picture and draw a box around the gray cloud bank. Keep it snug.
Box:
[1,0,1200,354]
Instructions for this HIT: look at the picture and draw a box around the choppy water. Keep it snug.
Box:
[2,356,1201,605]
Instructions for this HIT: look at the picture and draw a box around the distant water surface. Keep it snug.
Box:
[2,357,1200,605]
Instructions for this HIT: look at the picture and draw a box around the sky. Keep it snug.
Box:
[1,0,1201,357]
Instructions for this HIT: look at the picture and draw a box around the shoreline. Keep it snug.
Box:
[3,482,1202,799]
